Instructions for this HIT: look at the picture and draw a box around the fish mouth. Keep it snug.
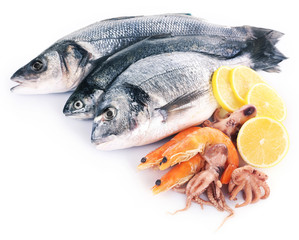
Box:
[91,123,119,150]
[63,105,95,119]
[10,79,39,94]
[10,75,66,94]
[64,111,94,120]
[10,70,39,93]
[91,135,118,151]
[11,77,25,84]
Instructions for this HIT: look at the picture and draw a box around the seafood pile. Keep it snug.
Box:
[139,105,270,225]
[11,14,287,225]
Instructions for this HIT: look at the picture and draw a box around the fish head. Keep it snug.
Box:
[91,84,150,150]
[11,41,92,94]
[63,83,102,119]
[10,50,63,94]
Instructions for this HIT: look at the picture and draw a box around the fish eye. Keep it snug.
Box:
[31,60,44,72]
[74,100,84,110]
[103,107,117,121]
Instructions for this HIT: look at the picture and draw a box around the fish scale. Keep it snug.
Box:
[110,52,214,103]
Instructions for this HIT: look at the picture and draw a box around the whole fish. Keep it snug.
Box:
[63,34,249,119]
[10,13,282,94]
[90,52,264,150]
[63,25,285,119]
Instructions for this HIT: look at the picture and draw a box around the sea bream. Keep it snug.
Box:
[91,51,271,150]
[10,13,282,94]
[63,34,251,119]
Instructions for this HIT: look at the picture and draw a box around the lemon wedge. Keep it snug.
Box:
[212,66,243,112]
[230,66,264,103]
[246,82,286,121]
[237,117,289,168]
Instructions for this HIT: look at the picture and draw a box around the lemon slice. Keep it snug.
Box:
[230,66,264,103]
[212,66,243,112]
[246,83,287,121]
[237,117,289,168]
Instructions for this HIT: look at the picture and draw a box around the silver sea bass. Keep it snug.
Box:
[91,52,253,150]
[10,13,268,94]
[63,34,249,119]
[63,26,285,119]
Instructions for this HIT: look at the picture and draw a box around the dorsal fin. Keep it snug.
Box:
[101,13,192,22]
[172,13,192,16]
[101,16,143,22]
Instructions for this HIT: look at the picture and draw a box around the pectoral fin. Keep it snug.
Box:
[155,89,209,123]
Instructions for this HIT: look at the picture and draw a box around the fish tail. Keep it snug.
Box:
[243,26,287,72]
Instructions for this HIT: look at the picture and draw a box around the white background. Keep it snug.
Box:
[1,0,298,239]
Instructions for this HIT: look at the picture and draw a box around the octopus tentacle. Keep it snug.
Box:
[202,120,212,127]
[171,195,193,214]
[222,198,234,216]
[172,185,212,209]
[236,183,252,208]
[207,183,222,211]
[185,170,216,196]
[251,183,262,204]
[217,207,234,230]
[193,195,213,209]
[213,108,223,122]
[219,192,234,228]
[174,168,218,214]
[228,181,236,193]
[229,165,270,207]
[206,181,234,229]
[229,182,245,200]
[261,182,270,199]
[215,183,225,210]
[172,185,187,194]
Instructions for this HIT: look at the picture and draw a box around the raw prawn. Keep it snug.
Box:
[152,153,204,194]
[160,127,239,184]
[138,127,200,170]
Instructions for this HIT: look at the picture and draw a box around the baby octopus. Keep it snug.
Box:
[173,144,233,219]
[203,104,257,139]
[228,165,270,208]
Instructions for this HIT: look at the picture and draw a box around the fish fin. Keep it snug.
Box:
[155,89,209,122]
[101,14,192,22]
[127,34,174,47]
[146,33,174,40]
[166,13,192,16]
[243,26,287,72]
[101,16,143,22]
